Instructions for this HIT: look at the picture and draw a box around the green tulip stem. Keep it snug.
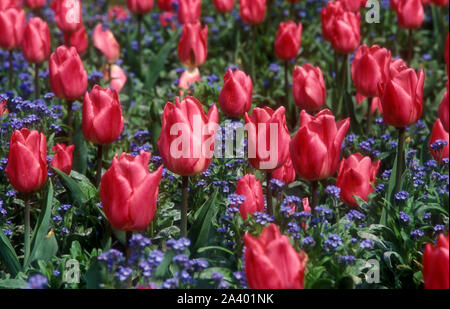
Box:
[34,63,40,101]
[23,194,31,265]
[96,144,103,188]
[284,61,293,126]
[137,14,143,59]
[67,100,73,144]
[181,176,189,238]
[407,30,413,67]
[311,180,319,209]
[125,230,133,261]
[8,51,13,90]
[251,26,256,82]
[266,172,273,216]
[394,127,406,194]
[367,98,373,136]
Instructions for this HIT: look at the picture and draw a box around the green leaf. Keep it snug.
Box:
[0,229,21,277]
[33,230,58,262]
[73,125,88,175]
[52,168,85,207]
[85,260,102,289]
[197,246,234,256]
[154,250,175,279]
[0,278,27,289]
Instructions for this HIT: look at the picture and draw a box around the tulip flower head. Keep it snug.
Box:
[272,155,296,185]
[438,85,449,132]
[213,0,234,13]
[235,174,264,220]
[93,24,121,64]
[239,0,266,25]
[219,69,253,118]
[51,0,82,34]
[293,64,327,112]
[127,0,154,15]
[51,144,75,175]
[178,22,208,69]
[422,234,449,289]
[274,21,302,61]
[429,119,449,162]
[0,7,26,51]
[64,25,89,55]
[178,0,201,24]
[395,0,424,29]
[21,17,51,64]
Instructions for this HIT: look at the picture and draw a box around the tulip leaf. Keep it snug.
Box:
[33,230,58,262]
[73,125,88,175]
[0,278,28,289]
[52,168,85,207]
[0,229,21,278]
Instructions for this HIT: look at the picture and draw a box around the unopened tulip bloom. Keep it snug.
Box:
[235,174,264,220]
[293,64,326,112]
[100,151,163,231]
[422,234,449,289]
[0,7,25,51]
[82,85,124,145]
[157,0,174,11]
[213,0,234,13]
[336,153,380,207]
[219,69,253,118]
[49,46,88,101]
[290,109,350,181]
[272,155,296,185]
[21,17,51,64]
[274,21,302,61]
[24,0,46,9]
[330,10,360,54]
[438,85,449,132]
[178,22,208,68]
[5,128,47,193]
[429,119,449,162]
[389,57,408,77]
[245,106,291,171]
[178,0,201,24]
[64,25,88,55]
[351,45,391,98]
[51,144,75,175]
[395,0,424,29]
[321,0,344,42]
[93,24,121,64]
[51,0,82,34]
[104,64,128,93]
[244,224,308,289]
[158,96,219,176]
[379,68,424,128]
[240,0,266,25]
[127,0,154,15]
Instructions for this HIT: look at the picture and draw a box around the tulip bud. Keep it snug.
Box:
[429,119,449,162]
[274,21,302,61]
[351,45,391,98]
[127,0,154,15]
[178,0,201,24]
[82,85,125,145]
[239,0,266,25]
[272,155,296,185]
[158,96,219,176]
[422,234,449,289]
[21,17,51,64]
[213,0,234,13]
[64,25,88,55]
[330,10,361,54]
[219,69,253,118]
[379,68,424,128]
[51,144,75,175]
[178,22,208,68]
[24,0,46,9]
[336,153,380,207]
[0,7,26,51]
[93,24,121,64]
[5,128,47,193]
[245,106,291,171]
[51,0,82,34]
[100,151,163,231]
[157,0,175,11]
[321,0,344,42]
[438,85,449,132]
[290,109,350,181]
[293,64,327,112]
[395,0,424,29]
[235,174,264,220]
[244,224,308,289]
[49,46,88,101]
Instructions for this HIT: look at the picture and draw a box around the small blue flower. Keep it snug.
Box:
[399,211,411,224]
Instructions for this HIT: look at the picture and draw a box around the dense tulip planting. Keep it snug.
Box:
[0,0,448,291]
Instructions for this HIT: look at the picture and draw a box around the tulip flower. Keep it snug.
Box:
[100,151,163,232]
[336,153,380,207]
[293,64,327,113]
[178,0,201,24]
[321,0,344,42]
[108,6,129,21]
[213,0,234,13]
[158,0,175,11]
[0,7,25,51]
[93,24,121,64]
[235,174,264,220]
[389,57,408,77]
[51,0,82,34]
[429,119,449,162]
[127,0,154,14]
[339,0,367,11]
[239,0,266,25]
[438,85,449,132]
[21,17,51,64]
[395,0,424,29]
[272,155,296,186]
[330,10,360,54]
[178,67,201,95]
[24,0,46,9]
[0,0,19,10]
[422,234,449,289]
[178,22,208,68]
[64,25,88,55]
[103,64,128,93]
[244,224,308,289]
[274,21,302,61]
[219,69,253,118]
[51,144,75,175]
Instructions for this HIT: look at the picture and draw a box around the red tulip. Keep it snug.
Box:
[244,224,308,289]
[0,7,25,51]
[100,151,163,231]
[213,0,234,13]
[64,25,88,55]
[93,24,121,64]
[431,0,449,6]
[51,0,82,34]
[389,57,408,77]
[49,46,88,101]
[272,155,296,185]
[157,0,175,11]
[336,153,380,207]
[82,85,124,145]
[0,0,20,10]
[330,10,360,54]
[429,119,449,162]
[127,0,154,15]
[235,174,264,220]
[104,64,128,93]
[438,85,449,132]
[178,22,208,68]
[178,0,201,24]
[24,0,46,9]
[245,106,291,171]
[378,68,424,128]
[293,64,327,112]
[351,45,391,98]
[321,0,344,42]
[21,17,51,64]
[178,67,201,94]
[290,109,350,181]
[240,0,266,25]
[339,0,367,11]
[51,144,75,175]
[219,69,253,118]
[158,96,219,176]
[423,234,449,289]
[108,6,129,21]
[395,0,424,29]
[274,21,302,61]
[5,128,47,193]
